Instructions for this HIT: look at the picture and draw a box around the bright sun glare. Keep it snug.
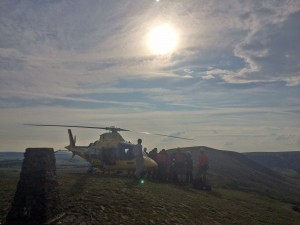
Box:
[146,24,179,55]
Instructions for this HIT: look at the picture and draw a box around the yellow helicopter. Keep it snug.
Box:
[24,124,193,173]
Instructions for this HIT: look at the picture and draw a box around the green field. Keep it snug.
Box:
[1,167,300,225]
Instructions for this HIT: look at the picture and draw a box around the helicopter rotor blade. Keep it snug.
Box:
[24,124,130,132]
[24,124,193,140]
[134,130,194,140]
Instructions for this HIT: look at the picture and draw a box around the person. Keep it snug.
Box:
[185,151,193,184]
[172,148,187,184]
[148,148,158,161]
[198,150,209,184]
[143,148,148,156]
[156,149,169,181]
[147,148,158,179]
[133,138,144,180]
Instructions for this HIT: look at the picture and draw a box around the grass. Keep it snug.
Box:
[58,170,300,225]
[2,167,299,225]
[0,168,20,221]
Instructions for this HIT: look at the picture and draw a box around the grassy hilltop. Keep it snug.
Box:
[2,169,300,225]
[0,148,300,224]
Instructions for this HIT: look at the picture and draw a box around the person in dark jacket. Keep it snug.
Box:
[185,151,193,184]
[147,148,158,179]
[172,148,187,184]
[156,149,169,181]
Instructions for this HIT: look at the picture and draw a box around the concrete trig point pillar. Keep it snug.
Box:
[6,148,63,225]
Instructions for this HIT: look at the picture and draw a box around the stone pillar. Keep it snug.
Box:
[6,148,63,225]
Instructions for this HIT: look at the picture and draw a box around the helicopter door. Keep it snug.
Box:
[117,143,135,160]
[125,148,134,160]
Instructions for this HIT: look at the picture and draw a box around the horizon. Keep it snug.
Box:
[1,0,300,152]
[1,146,299,154]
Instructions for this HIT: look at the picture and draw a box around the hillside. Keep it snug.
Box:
[167,147,300,204]
[244,151,300,176]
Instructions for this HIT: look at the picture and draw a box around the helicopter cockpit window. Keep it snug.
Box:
[117,143,134,160]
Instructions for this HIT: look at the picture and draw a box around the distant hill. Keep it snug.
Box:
[0,152,24,160]
[0,152,24,168]
[0,151,88,168]
[55,151,89,169]
[244,151,300,176]
[167,146,300,204]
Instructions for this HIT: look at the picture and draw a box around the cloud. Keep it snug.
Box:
[220,3,300,86]
[0,0,300,152]
[166,1,300,87]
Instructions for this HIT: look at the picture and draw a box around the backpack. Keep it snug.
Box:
[193,177,212,191]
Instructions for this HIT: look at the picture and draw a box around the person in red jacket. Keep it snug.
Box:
[198,150,209,183]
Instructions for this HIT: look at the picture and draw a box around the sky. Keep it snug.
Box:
[0,0,300,153]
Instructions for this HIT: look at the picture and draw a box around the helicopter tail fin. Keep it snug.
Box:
[68,129,76,148]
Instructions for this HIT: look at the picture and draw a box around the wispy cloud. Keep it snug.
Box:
[0,0,299,151]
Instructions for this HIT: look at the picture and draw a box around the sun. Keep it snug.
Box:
[146,24,179,55]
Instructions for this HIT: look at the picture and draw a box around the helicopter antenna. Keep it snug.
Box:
[24,124,194,140]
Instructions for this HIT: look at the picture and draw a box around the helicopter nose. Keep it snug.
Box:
[145,157,158,168]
